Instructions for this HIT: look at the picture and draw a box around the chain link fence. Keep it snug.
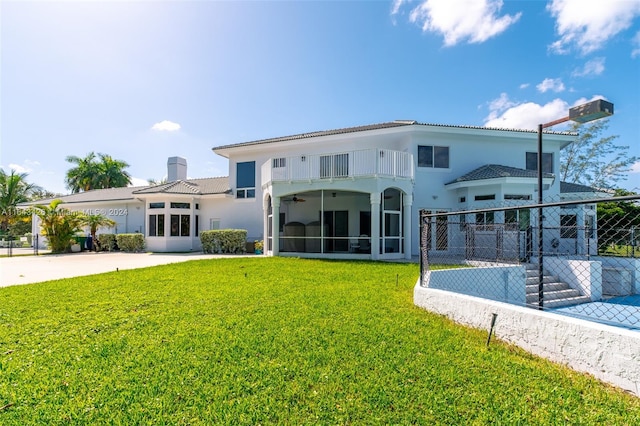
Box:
[419,194,640,330]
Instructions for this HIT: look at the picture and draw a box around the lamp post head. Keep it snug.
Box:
[569,99,614,124]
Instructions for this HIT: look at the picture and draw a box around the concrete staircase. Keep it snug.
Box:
[525,264,591,309]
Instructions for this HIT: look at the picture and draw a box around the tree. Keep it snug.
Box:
[29,188,61,201]
[65,152,98,193]
[82,213,116,251]
[33,199,85,253]
[0,168,41,235]
[97,153,132,189]
[560,119,638,190]
[65,152,132,193]
[597,189,640,255]
[147,177,168,186]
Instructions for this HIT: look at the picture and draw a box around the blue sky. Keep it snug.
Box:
[2,0,639,194]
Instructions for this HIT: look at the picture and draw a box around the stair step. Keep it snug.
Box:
[526,282,570,293]
[529,296,592,309]
[526,289,583,303]
[526,275,561,284]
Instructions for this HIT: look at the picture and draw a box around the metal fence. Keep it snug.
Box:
[419,194,640,330]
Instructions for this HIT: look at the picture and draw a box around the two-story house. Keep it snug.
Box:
[28,120,581,260]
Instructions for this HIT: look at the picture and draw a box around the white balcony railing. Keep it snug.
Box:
[261,149,414,185]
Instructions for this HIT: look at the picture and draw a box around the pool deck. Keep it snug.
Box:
[554,295,640,330]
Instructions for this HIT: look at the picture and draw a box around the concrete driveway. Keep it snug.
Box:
[0,251,254,288]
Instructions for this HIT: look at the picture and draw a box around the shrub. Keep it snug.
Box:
[116,233,145,252]
[200,229,247,254]
[97,233,117,252]
[33,200,85,253]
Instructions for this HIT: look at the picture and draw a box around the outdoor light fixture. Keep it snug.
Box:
[536,99,614,309]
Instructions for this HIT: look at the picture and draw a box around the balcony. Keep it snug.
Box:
[261,149,414,186]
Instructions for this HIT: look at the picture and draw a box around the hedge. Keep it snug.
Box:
[116,233,145,253]
[97,234,117,251]
[200,229,247,254]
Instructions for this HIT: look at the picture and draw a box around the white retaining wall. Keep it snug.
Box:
[414,283,640,396]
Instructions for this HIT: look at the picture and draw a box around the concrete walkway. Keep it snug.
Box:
[0,251,254,288]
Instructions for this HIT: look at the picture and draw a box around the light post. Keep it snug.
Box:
[536,99,613,309]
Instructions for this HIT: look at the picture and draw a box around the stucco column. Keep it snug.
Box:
[272,197,280,256]
[403,193,413,260]
[370,192,381,260]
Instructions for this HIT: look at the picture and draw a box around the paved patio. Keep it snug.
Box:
[554,295,640,330]
[0,250,255,288]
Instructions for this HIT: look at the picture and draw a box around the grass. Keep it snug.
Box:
[1,257,639,424]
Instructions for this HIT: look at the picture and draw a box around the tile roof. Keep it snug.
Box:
[21,185,147,205]
[560,181,600,193]
[20,177,230,206]
[447,164,554,185]
[133,177,230,195]
[212,120,576,151]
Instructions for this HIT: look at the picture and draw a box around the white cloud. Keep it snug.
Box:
[631,161,640,174]
[407,0,521,46]
[547,0,640,54]
[8,163,31,174]
[519,83,530,89]
[484,94,569,130]
[391,0,406,17]
[484,94,610,130]
[572,57,606,77]
[536,78,566,93]
[151,120,181,132]
[632,30,640,58]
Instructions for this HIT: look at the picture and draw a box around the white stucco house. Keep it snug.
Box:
[28,120,595,260]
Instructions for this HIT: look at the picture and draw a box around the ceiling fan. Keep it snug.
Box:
[283,195,306,203]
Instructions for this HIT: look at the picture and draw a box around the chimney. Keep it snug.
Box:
[167,156,187,181]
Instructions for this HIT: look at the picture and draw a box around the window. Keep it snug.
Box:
[459,197,466,203]
[170,214,190,237]
[474,194,496,201]
[149,214,165,236]
[210,218,220,230]
[560,214,577,239]
[585,215,595,239]
[272,158,286,168]
[526,152,553,173]
[418,145,449,168]
[505,209,530,231]
[170,202,190,209]
[504,194,531,200]
[475,211,494,231]
[236,161,255,198]
[149,202,165,209]
[236,188,255,198]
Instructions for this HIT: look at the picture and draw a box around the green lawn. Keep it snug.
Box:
[1,257,638,424]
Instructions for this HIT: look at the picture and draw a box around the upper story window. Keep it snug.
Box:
[526,152,553,174]
[170,202,190,209]
[236,161,256,199]
[149,202,165,209]
[418,145,449,168]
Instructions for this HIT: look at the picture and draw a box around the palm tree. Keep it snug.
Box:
[65,152,132,192]
[97,153,131,189]
[82,213,116,251]
[65,152,98,193]
[0,168,41,234]
[33,199,85,253]
[147,177,168,186]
